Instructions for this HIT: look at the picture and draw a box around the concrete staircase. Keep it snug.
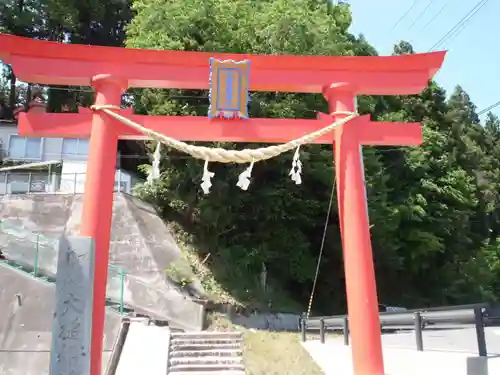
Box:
[168,331,245,375]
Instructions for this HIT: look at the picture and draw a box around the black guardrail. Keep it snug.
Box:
[300,303,496,357]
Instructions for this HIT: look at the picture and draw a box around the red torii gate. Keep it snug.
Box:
[0,34,445,375]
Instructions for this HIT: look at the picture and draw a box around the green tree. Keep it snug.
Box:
[127,0,370,311]
[127,0,500,312]
[0,0,132,115]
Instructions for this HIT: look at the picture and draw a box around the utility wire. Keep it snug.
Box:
[408,0,434,30]
[419,3,447,33]
[305,172,335,320]
[478,100,500,117]
[390,0,421,32]
[438,1,490,48]
[428,0,490,51]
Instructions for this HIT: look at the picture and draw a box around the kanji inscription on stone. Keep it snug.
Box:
[49,236,95,375]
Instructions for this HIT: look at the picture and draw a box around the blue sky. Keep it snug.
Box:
[348,0,499,118]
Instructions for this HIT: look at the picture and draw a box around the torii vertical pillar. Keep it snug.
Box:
[325,86,384,375]
[79,75,126,375]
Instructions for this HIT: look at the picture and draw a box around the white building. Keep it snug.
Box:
[0,120,142,194]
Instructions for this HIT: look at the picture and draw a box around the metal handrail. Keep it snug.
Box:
[0,220,128,312]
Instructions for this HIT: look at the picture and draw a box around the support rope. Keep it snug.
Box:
[305,173,336,320]
[91,105,357,163]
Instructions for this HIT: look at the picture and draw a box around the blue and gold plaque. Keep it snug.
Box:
[208,58,250,119]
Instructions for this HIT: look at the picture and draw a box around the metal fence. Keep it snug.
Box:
[300,303,500,357]
[0,171,143,195]
[0,219,128,314]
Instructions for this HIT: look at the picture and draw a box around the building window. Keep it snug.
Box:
[62,138,89,158]
[8,135,42,160]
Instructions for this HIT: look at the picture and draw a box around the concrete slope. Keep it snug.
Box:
[0,193,204,331]
[0,193,182,277]
[0,263,121,375]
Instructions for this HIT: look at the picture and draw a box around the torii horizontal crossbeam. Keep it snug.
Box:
[18,110,422,146]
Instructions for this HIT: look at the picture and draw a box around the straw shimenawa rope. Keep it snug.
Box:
[90,105,358,163]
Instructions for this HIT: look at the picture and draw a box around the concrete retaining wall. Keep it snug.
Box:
[231,313,301,331]
[0,264,121,375]
[0,193,204,331]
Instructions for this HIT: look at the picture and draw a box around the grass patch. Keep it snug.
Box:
[165,222,303,312]
[208,313,323,375]
[243,330,324,375]
[164,222,239,304]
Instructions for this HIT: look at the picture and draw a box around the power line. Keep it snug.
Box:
[478,100,500,117]
[436,0,490,49]
[440,4,491,49]
[428,0,490,51]
[408,0,434,30]
[428,0,488,51]
[389,0,421,32]
[419,3,447,33]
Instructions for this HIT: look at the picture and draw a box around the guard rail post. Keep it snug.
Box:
[413,311,423,351]
[27,173,32,193]
[342,316,349,345]
[300,315,306,342]
[319,318,325,344]
[474,307,487,357]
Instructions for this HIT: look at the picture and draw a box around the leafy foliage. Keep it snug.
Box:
[3,0,500,314]
[127,0,500,313]
[0,0,132,115]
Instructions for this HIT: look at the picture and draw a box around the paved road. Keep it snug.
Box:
[379,326,500,354]
[305,326,500,375]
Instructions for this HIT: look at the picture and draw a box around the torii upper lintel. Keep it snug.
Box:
[0,33,444,94]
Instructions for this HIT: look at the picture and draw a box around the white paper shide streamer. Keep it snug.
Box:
[147,142,162,184]
[289,146,302,185]
[201,160,215,194]
[236,160,255,191]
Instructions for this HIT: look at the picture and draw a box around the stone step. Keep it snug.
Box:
[171,331,243,340]
[168,364,245,372]
[169,356,243,366]
[170,338,243,346]
[170,343,241,352]
[170,349,243,357]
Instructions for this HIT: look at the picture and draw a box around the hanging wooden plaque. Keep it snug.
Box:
[208,58,250,119]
